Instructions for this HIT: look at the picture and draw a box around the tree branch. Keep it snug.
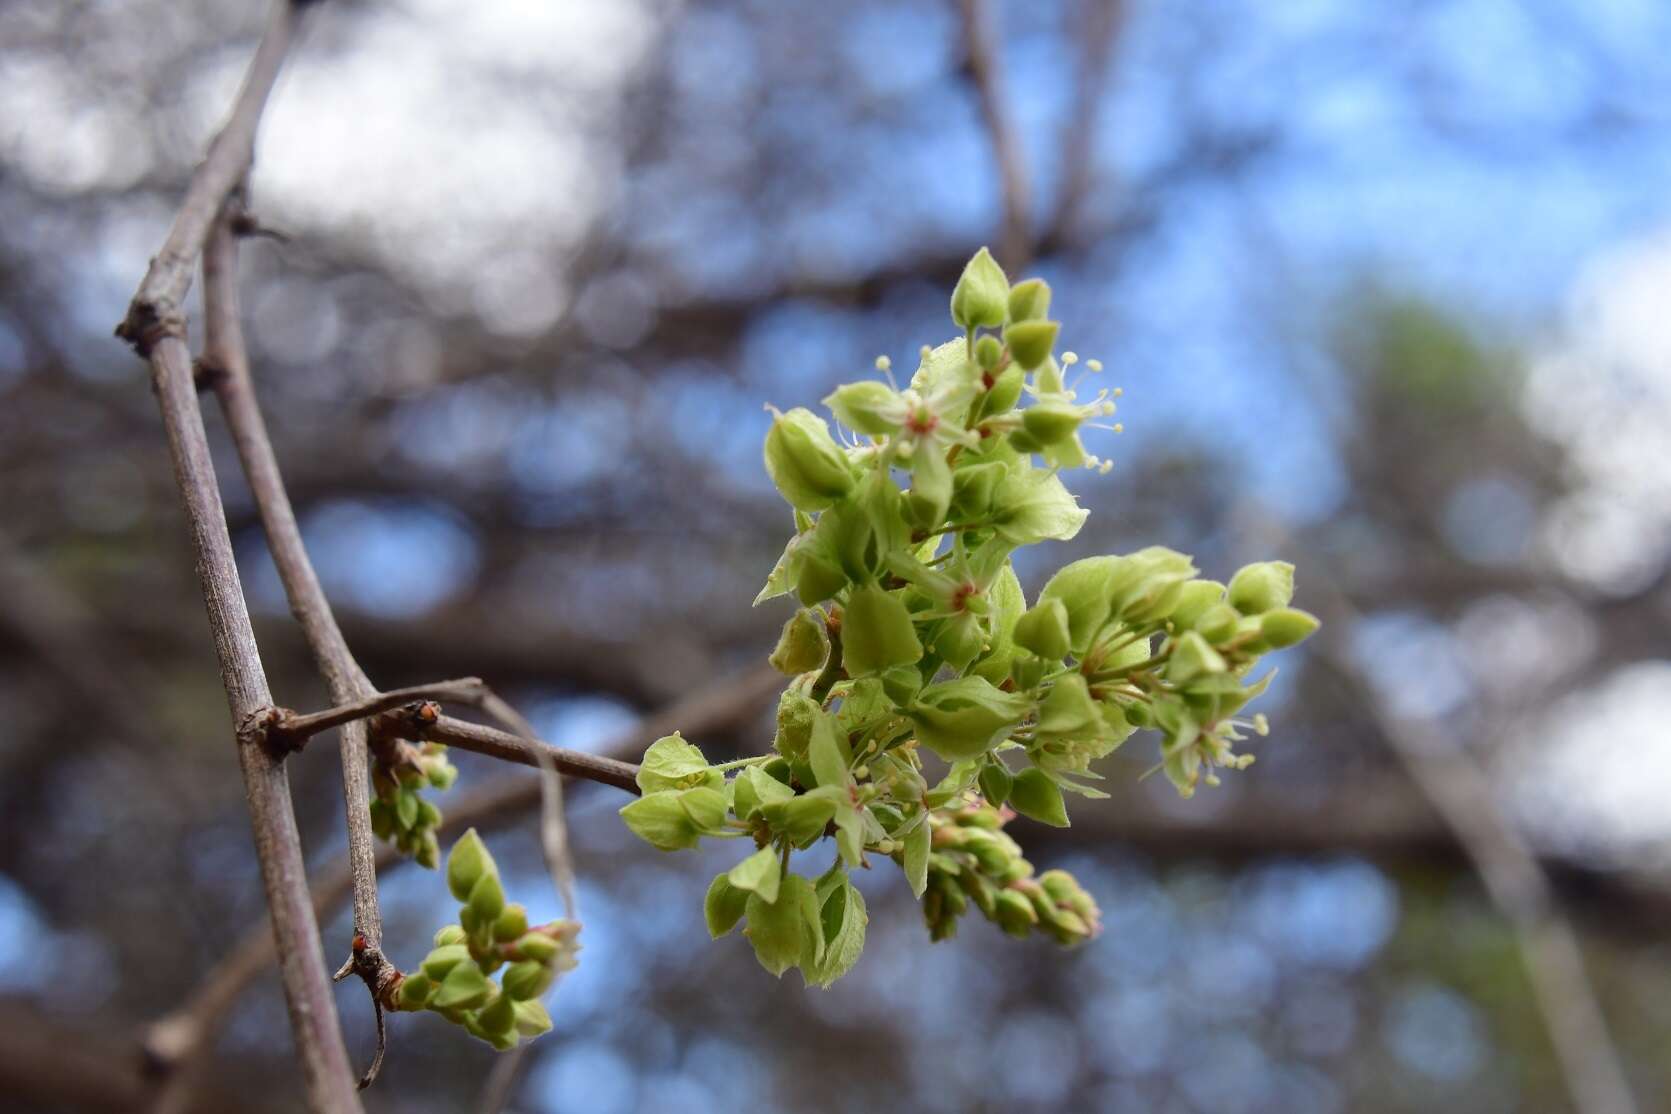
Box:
[268,677,494,749]
[955,0,1032,270]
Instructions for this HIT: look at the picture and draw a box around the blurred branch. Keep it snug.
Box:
[112,3,362,1109]
[1310,584,1641,1114]
[955,0,1032,270]
[1042,0,1126,248]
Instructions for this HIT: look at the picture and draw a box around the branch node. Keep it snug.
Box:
[114,300,187,359]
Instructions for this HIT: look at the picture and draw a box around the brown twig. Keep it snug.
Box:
[268,677,494,749]
[114,3,361,1110]
[201,201,398,1091]
[956,0,1032,271]
[1041,0,1126,249]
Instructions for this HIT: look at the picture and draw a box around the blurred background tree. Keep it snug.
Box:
[2,0,1670,1112]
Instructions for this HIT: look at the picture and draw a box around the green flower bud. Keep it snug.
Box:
[1007,428,1044,454]
[933,610,987,672]
[823,381,903,436]
[769,609,829,675]
[1008,277,1052,322]
[1021,400,1082,445]
[514,932,559,962]
[1226,560,1295,614]
[434,924,467,948]
[1168,630,1229,684]
[395,973,433,1011]
[415,829,440,870]
[1035,674,1101,738]
[501,959,555,1001]
[950,246,1009,330]
[1194,602,1240,643]
[774,690,819,761]
[794,547,848,606]
[841,584,923,675]
[764,407,854,512]
[493,904,529,943]
[1039,556,1120,653]
[395,788,419,831]
[1013,597,1072,660]
[994,889,1039,937]
[975,334,1004,370]
[417,799,443,830]
[761,790,842,846]
[431,961,492,1011]
[469,872,506,924]
[1260,607,1320,648]
[426,758,458,791]
[368,797,393,841]
[1108,547,1198,624]
[983,364,1025,415]
[479,991,517,1036]
[1009,768,1070,827]
[512,999,554,1038]
[908,676,1031,761]
[446,829,494,904]
[950,459,1008,519]
[1004,320,1060,371]
[1169,580,1226,630]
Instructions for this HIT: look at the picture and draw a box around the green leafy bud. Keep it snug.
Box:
[933,610,987,672]
[841,584,923,675]
[493,904,528,943]
[512,999,554,1038]
[636,732,721,794]
[1108,546,1198,624]
[1035,674,1102,739]
[1194,602,1240,643]
[469,872,506,924]
[950,459,1008,519]
[446,829,494,903]
[618,790,701,851]
[908,676,1032,761]
[727,846,783,905]
[975,334,1003,370]
[733,764,794,821]
[1039,556,1119,653]
[978,759,1013,807]
[433,924,467,948]
[478,991,516,1036]
[513,933,559,963]
[794,547,848,606]
[1226,560,1295,614]
[395,973,433,1011]
[764,407,854,512]
[1004,320,1060,371]
[677,786,728,833]
[501,960,554,1002]
[1009,768,1070,827]
[426,758,458,791]
[823,381,903,436]
[769,609,829,675]
[1013,597,1071,660]
[368,797,393,841]
[983,364,1025,415]
[761,788,842,847]
[1021,400,1082,445]
[415,829,440,870]
[395,788,419,831]
[1007,277,1051,322]
[705,873,750,938]
[1168,630,1228,684]
[431,961,492,1011]
[1169,580,1226,629]
[1260,607,1320,648]
[994,889,1039,937]
[950,247,1009,330]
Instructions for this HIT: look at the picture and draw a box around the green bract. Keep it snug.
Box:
[618,247,1318,987]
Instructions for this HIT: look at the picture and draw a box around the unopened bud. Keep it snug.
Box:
[1013,597,1072,660]
[841,584,924,676]
[769,609,830,675]
[1005,320,1060,371]
[764,407,854,512]
[950,247,1010,330]
[1007,278,1052,323]
[1226,561,1295,614]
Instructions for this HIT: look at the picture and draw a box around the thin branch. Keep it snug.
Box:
[409,713,644,794]
[956,0,1032,270]
[269,677,492,748]
[1311,585,1640,1114]
[202,200,398,1087]
[1041,0,1125,249]
[115,0,300,353]
[113,2,360,1108]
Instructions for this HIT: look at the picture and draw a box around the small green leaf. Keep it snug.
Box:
[1010,768,1070,828]
[431,960,491,1011]
[761,786,843,847]
[727,846,783,904]
[676,786,729,835]
[704,873,750,938]
[618,791,699,851]
[733,765,794,821]
[446,829,494,903]
[808,712,851,790]
[903,818,930,899]
[806,876,868,988]
[745,873,817,978]
[841,584,923,676]
[636,733,720,794]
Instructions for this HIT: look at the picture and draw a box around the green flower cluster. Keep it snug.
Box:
[619,247,1318,985]
[391,829,580,1049]
[921,800,1100,944]
[367,739,457,868]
